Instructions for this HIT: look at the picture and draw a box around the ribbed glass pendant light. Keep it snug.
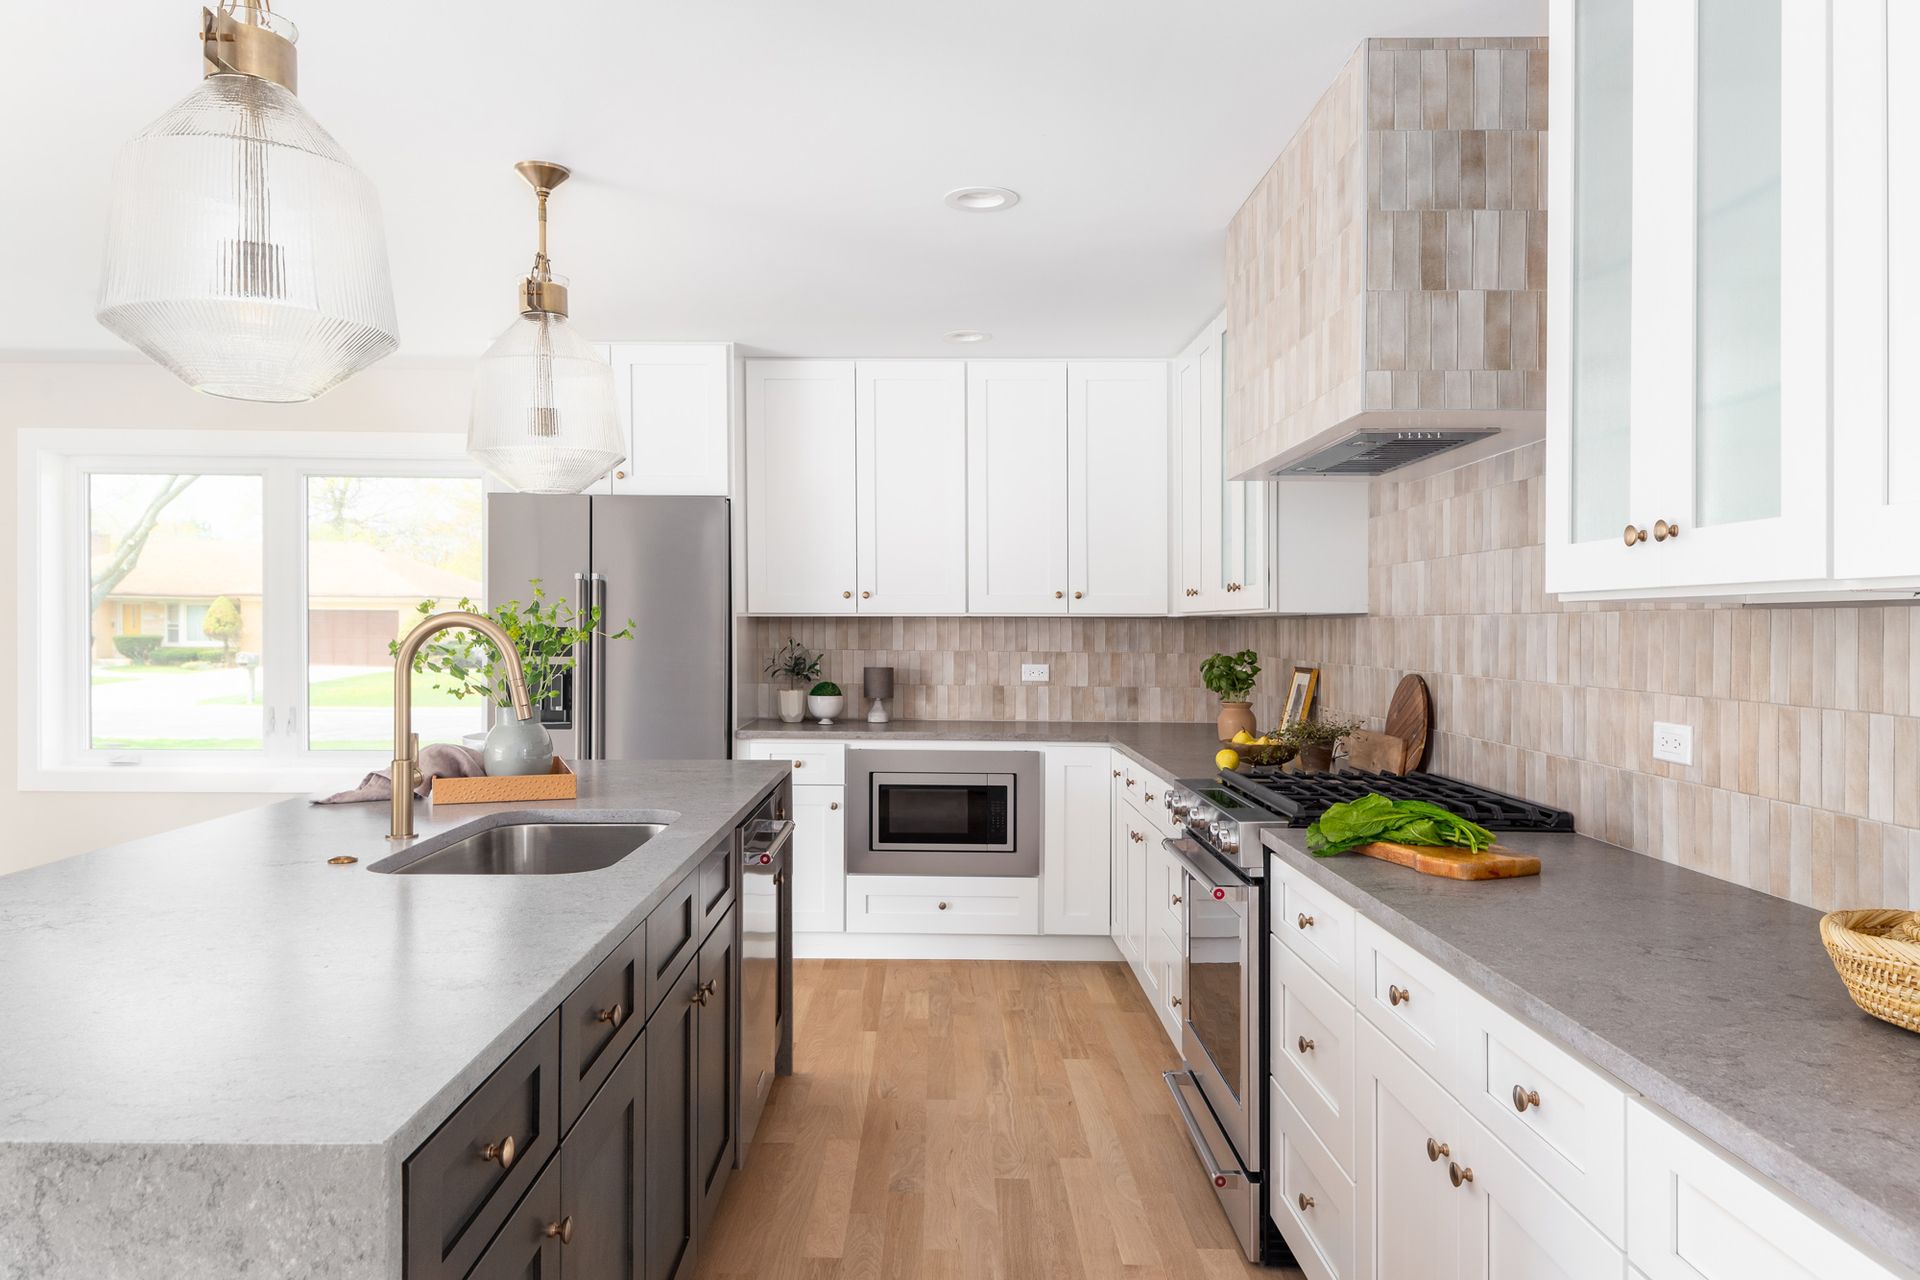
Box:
[466,162,624,495]
[96,1,399,402]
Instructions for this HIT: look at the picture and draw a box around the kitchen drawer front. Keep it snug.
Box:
[560,922,647,1134]
[1272,858,1356,1002]
[464,1156,563,1280]
[1269,1077,1355,1280]
[1355,915,1457,1083]
[1626,1102,1899,1280]
[404,1011,561,1280]
[845,874,1040,934]
[1152,842,1188,953]
[1460,994,1627,1246]
[1118,759,1179,843]
[748,741,845,785]
[644,870,703,1020]
[694,841,736,939]
[1271,941,1356,1178]
[1146,921,1182,1045]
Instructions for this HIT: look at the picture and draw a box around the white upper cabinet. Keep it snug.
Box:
[967,361,1072,614]
[1068,362,1170,615]
[745,360,857,614]
[1548,0,1837,598]
[855,361,968,613]
[598,343,732,495]
[1174,314,1271,613]
[1833,1,1920,581]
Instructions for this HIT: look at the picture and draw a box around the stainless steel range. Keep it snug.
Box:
[1158,764,1576,1267]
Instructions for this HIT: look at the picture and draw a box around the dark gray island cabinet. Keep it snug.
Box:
[405,841,740,1280]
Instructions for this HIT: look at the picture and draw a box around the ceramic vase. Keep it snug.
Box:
[1217,701,1257,742]
[807,694,846,725]
[777,689,806,724]
[1297,743,1336,772]
[483,709,554,776]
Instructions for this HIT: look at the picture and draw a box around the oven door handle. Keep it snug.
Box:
[1162,837,1248,904]
[1162,1071,1246,1190]
[744,819,795,867]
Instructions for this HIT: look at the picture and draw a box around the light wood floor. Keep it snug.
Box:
[697,959,1301,1280]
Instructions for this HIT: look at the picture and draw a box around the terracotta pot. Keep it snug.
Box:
[1217,701,1257,742]
[1297,743,1336,772]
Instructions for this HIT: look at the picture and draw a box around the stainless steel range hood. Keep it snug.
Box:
[1223,38,1548,483]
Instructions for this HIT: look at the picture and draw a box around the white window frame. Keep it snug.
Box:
[17,427,487,793]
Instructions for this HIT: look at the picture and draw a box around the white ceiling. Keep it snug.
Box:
[3,1,1543,361]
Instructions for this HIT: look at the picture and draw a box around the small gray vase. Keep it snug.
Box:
[483,710,554,776]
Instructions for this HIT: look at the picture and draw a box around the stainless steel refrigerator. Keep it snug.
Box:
[487,494,732,760]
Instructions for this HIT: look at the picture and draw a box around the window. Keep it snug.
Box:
[20,429,487,791]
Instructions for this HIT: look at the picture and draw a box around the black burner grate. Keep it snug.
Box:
[1220,768,1575,832]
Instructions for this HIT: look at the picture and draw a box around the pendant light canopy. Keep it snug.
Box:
[96,1,399,402]
[466,162,624,495]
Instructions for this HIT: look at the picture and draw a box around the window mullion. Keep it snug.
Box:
[261,461,307,763]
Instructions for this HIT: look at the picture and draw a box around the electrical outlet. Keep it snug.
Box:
[1021,663,1050,683]
[1653,721,1694,766]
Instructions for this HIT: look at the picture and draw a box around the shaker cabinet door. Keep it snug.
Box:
[645,959,700,1280]
[602,343,730,496]
[1355,1020,1465,1280]
[789,785,846,934]
[967,361,1070,613]
[745,360,857,613]
[855,361,968,613]
[1041,746,1113,936]
[1067,361,1169,615]
[561,1030,647,1280]
[694,908,738,1231]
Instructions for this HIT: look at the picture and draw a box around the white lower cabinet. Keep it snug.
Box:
[1272,1078,1357,1280]
[845,875,1039,934]
[1146,922,1182,1046]
[1625,1103,1898,1280]
[789,784,846,934]
[1042,746,1112,936]
[1272,939,1357,1178]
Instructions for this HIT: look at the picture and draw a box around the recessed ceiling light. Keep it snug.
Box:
[943,330,991,344]
[944,187,1020,213]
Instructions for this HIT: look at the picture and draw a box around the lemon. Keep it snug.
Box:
[1215,748,1241,772]
[1231,729,1254,745]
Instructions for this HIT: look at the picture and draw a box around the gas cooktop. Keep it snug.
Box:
[1217,766,1576,832]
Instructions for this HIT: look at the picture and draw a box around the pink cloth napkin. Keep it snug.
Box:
[313,744,488,804]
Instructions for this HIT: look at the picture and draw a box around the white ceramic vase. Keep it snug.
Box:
[483,709,554,776]
[777,689,806,724]
[807,694,846,725]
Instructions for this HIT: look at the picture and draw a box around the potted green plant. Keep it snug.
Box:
[1200,649,1261,742]
[765,638,822,723]
[1279,714,1361,773]
[392,583,634,775]
[807,680,845,725]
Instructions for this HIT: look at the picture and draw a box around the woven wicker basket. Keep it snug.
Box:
[1820,908,1920,1034]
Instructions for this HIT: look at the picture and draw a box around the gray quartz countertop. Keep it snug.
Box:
[737,716,1230,780]
[1262,825,1920,1271]
[0,758,784,1151]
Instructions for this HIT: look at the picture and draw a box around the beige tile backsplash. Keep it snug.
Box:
[748,442,1920,912]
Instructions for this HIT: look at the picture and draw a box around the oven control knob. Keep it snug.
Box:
[1189,806,1217,838]
[1166,789,1194,823]
[1213,823,1240,855]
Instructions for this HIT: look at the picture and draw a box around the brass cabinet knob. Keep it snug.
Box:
[1449,1161,1475,1188]
[1131,830,1146,843]
[1297,1035,1315,1054]
[1297,913,1315,929]
[1143,791,1157,803]
[1513,1085,1541,1113]
[1073,590,1083,599]
[1171,893,1182,905]
[692,979,717,1007]
[1388,984,1411,1007]
[938,901,950,910]
[1054,590,1064,599]
[1426,1138,1450,1163]
[481,1135,517,1169]
[1298,1193,1315,1212]
[792,759,805,768]
[614,470,626,480]
[1653,519,1681,542]
[1125,777,1137,788]
[861,590,872,598]
[545,1216,574,1245]
[595,1004,624,1028]
[1113,770,1122,778]
[1170,995,1182,1008]
[1186,587,1199,597]
[829,800,840,811]
[842,590,852,598]
[1623,523,1647,546]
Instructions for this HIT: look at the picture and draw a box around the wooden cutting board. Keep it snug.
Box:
[1355,840,1540,880]
[1384,674,1432,772]
[1345,728,1409,775]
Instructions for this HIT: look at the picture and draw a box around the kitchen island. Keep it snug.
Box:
[0,758,786,1280]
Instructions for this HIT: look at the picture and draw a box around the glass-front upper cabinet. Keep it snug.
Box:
[1548,0,1831,595]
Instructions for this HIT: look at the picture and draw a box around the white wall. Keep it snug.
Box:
[1,358,474,876]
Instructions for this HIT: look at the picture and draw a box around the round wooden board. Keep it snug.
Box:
[1384,674,1431,771]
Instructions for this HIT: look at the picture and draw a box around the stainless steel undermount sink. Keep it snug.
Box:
[378,822,667,875]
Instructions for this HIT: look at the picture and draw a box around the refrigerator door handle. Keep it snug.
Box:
[574,571,596,760]
[590,572,609,760]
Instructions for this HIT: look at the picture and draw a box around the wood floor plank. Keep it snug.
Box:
[696,958,1297,1280]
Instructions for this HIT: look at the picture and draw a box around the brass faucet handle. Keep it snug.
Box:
[408,732,423,787]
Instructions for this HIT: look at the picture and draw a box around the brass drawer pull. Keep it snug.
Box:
[594,1003,624,1028]
[791,759,805,768]
[1054,590,1064,599]
[1073,590,1084,599]
[1297,913,1315,930]
[1113,770,1123,778]
[1171,893,1182,906]
[938,901,950,910]
[1130,830,1146,843]
[545,1216,574,1245]
[1143,791,1157,802]
[1624,523,1647,546]
[1170,995,1182,1008]
[1297,1193,1315,1211]
[1513,1085,1541,1113]
[481,1135,517,1170]
[1653,519,1681,542]
[692,979,717,1007]
[842,590,852,599]
[1388,984,1411,1007]
[1426,1138,1449,1163]
[1125,777,1137,788]
[1449,1161,1475,1188]
[829,800,841,811]
[861,590,872,598]
[1297,1036,1315,1054]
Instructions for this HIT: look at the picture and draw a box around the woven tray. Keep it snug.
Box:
[432,757,576,805]
[1820,908,1920,1034]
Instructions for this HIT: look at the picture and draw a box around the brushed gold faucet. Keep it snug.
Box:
[390,611,533,840]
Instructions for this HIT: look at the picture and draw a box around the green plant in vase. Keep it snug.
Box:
[765,638,822,724]
[807,680,846,726]
[1201,649,1261,742]
[1279,714,1361,773]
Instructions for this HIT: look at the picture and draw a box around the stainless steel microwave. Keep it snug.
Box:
[845,749,1043,877]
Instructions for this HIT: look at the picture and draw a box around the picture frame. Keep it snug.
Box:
[1281,665,1320,728]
